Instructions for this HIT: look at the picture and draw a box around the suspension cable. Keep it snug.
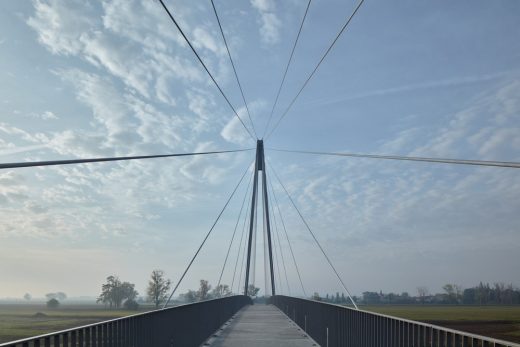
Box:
[268,182,291,295]
[0,149,252,170]
[268,148,520,169]
[157,0,255,141]
[265,0,365,140]
[216,169,254,290]
[268,161,358,309]
[163,160,253,307]
[211,0,258,138]
[237,211,249,293]
[267,172,307,297]
[231,183,252,292]
[262,0,312,138]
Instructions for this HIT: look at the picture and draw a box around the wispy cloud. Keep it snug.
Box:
[307,70,520,107]
[270,79,520,293]
[250,0,281,44]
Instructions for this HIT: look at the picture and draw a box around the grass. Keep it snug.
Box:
[362,305,520,343]
[0,303,152,343]
[362,305,520,321]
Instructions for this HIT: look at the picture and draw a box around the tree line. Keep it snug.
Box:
[96,270,261,310]
[356,282,520,305]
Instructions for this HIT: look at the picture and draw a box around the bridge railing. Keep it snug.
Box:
[270,295,520,347]
[0,295,252,347]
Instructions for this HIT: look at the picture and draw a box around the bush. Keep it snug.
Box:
[46,298,60,308]
[123,299,139,310]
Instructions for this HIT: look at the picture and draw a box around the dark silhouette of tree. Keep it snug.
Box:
[146,270,171,309]
[212,284,231,298]
[97,275,138,309]
[311,292,322,301]
[47,298,59,308]
[180,290,197,303]
[247,284,260,297]
[417,286,429,304]
[197,279,212,301]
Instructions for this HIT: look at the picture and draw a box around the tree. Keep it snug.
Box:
[180,290,198,303]
[45,292,66,301]
[246,284,260,297]
[56,292,67,301]
[23,293,32,301]
[212,284,231,298]
[97,275,139,309]
[442,284,462,304]
[417,287,429,304]
[311,292,322,301]
[146,270,171,309]
[47,298,60,308]
[124,299,139,310]
[197,280,212,301]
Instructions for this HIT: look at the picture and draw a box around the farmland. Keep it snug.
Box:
[0,303,152,343]
[364,305,520,343]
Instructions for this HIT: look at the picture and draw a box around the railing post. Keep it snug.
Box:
[78,328,83,347]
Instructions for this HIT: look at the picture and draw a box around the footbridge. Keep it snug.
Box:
[2,295,519,347]
[2,138,519,347]
[2,0,520,346]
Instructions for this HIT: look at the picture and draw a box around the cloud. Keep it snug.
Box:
[250,0,281,44]
[221,115,251,145]
[192,27,224,56]
[27,0,97,55]
[0,171,29,206]
[270,79,520,267]
[307,70,520,107]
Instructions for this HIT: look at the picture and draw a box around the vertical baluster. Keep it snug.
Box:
[53,334,60,347]
[63,332,69,347]
[34,339,41,347]
[404,322,409,347]
[394,319,398,347]
[454,334,462,347]
[71,330,77,347]
[98,324,103,347]
[102,324,107,347]
[124,319,128,346]
[91,326,97,347]
[432,328,438,347]
[78,329,84,347]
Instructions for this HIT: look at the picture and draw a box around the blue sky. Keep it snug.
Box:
[0,0,519,300]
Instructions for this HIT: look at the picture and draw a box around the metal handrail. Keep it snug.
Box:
[270,295,520,347]
[0,295,252,347]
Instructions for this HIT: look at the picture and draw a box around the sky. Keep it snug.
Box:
[0,0,519,300]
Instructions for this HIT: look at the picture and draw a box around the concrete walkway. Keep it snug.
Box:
[206,304,318,347]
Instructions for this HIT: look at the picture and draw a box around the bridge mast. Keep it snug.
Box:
[244,140,276,296]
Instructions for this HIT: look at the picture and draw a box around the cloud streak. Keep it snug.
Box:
[307,70,520,107]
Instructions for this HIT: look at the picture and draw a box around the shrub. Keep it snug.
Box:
[46,298,60,309]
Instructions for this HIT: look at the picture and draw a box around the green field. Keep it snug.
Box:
[363,305,520,343]
[0,303,152,343]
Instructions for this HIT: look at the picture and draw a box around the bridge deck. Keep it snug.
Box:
[207,304,317,347]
